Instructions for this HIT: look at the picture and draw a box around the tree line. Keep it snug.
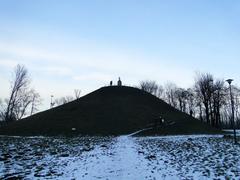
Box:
[138,73,240,129]
[0,65,41,122]
[51,89,81,107]
[0,64,81,124]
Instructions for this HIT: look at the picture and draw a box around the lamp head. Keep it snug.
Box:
[226,79,234,85]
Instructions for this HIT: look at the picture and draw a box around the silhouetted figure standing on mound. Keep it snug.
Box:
[110,81,113,86]
[117,77,122,86]
[190,110,193,117]
[154,116,164,129]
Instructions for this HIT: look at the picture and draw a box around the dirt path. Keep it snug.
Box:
[61,136,148,179]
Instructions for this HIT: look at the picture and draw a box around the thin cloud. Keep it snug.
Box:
[0,42,63,63]
[40,66,72,76]
[0,59,19,68]
[73,73,112,82]
[0,40,194,87]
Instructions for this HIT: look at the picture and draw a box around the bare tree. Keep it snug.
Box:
[194,73,214,124]
[156,85,164,99]
[232,86,240,128]
[14,88,32,120]
[0,98,4,121]
[175,88,188,112]
[74,89,81,99]
[222,85,240,128]
[139,80,158,95]
[54,96,74,106]
[30,90,41,115]
[53,89,81,107]
[164,82,178,108]
[194,73,228,128]
[185,88,196,116]
[4,64,41,121]
[5,65,29,121]
[211,80,226,127]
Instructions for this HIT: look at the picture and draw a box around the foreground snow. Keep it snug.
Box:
[0,135,240,179]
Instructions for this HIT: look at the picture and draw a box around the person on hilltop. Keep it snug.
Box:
[117,77,122,86]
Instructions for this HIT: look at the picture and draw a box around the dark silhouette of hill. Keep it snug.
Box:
[0,86,221,136]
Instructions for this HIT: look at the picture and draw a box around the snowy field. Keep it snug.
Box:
[0,135,240,179]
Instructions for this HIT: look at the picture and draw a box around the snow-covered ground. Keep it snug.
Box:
[0,135,240,179]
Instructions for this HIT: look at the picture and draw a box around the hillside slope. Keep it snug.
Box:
[0,86,221,136]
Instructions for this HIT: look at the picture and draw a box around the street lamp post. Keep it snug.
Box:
[226,79,237,144]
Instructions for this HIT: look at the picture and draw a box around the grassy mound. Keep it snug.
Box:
[0,86,221,136]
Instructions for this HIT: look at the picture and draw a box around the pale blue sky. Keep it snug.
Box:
[0,0,240,110]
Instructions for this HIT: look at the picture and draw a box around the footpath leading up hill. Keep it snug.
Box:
[0,86,221,136]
